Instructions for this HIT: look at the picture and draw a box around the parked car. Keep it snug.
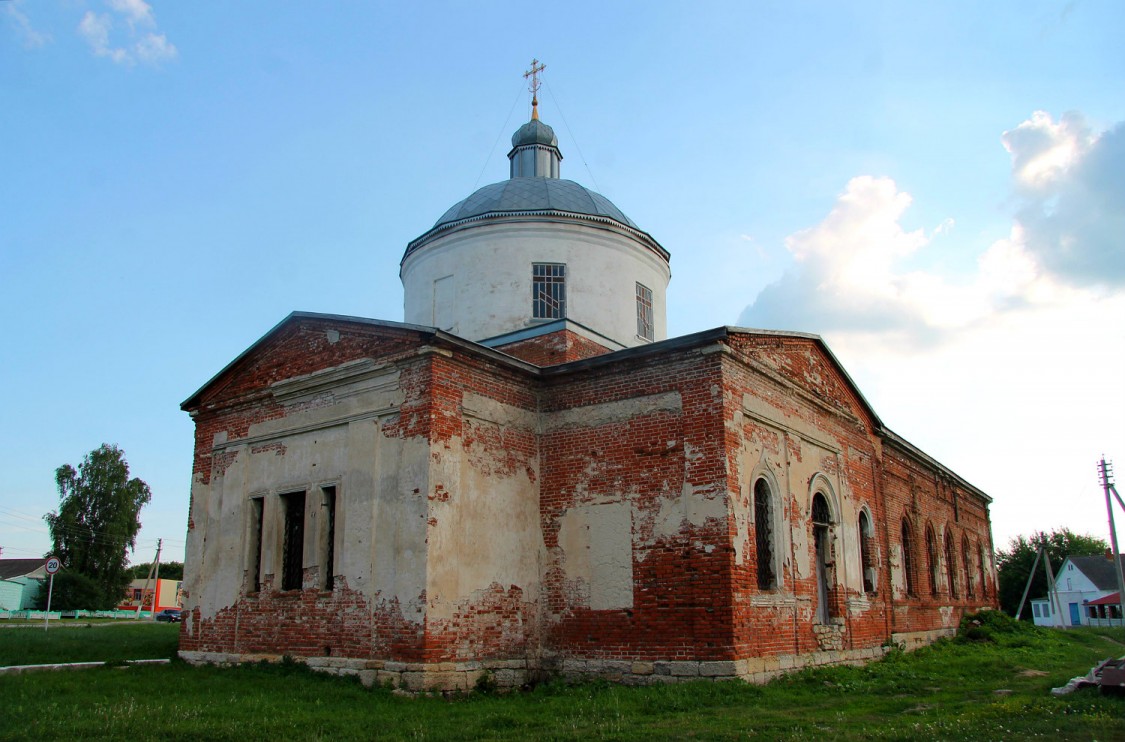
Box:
[155,609,182,623]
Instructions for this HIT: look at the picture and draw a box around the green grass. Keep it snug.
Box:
[0,617,1121,740]
[0,622,179,666]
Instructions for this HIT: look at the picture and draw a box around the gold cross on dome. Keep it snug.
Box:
[524,58,546,119]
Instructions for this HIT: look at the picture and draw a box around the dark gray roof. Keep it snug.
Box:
[432,178,638,230]
[0,558,45,580]
[1069,554,1125,591]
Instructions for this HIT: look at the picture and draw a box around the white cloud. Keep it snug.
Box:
[1003,111,1091,191]
[1003,111,1125,287]
[108,0,155,28]
[79,11,130,64]
[136,33,177,63]
[78,1,177,66]
[4,0,51,49]
[741,112,1125,341]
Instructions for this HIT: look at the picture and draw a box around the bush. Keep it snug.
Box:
[958,608,1036,643]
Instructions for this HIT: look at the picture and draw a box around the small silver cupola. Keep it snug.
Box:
[507,58,562,179]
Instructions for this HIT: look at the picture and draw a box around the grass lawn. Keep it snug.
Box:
[0,615,1121,740]
[0,622,179,666]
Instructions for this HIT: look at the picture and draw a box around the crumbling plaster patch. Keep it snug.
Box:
[426,393,542,621]
[557,502,634,610]
[543,391,681,432]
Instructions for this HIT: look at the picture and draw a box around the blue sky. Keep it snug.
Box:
[2,1,1123,566]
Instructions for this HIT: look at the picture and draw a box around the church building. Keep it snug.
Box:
[179,70,998,690]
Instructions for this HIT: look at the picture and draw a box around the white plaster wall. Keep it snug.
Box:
[401,220,670,347]
[426,394,543,620]
[184,363,431,625]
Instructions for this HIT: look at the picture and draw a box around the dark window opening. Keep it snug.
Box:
[322,486,336,591]
[280,491,306,591]
[754,479,775,590]
[944,531,958,599]
[532,263,566,319]
[962,536,974,598]
[249,497,264,593]
[901,519,916,596]
[978,545,988,598]
[859,510,875,593]
[925,526,939,596]
[812,493,833,623]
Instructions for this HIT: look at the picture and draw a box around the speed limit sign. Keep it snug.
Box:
[45,556,60,574]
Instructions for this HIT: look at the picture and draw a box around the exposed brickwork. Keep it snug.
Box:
[495,328,614,365]
[181,318,997,688]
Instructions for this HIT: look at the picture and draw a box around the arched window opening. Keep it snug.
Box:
[925,526,939,596]
[812,493,833,623]
[858,510,875,594]
[901,519,916,596]
[944,530,958,599]
[978,545,988,598]
[962,535,974,599]
[754,479,776,590]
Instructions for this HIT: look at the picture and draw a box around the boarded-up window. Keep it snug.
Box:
[754,479,776,590]
[280,491,306,591]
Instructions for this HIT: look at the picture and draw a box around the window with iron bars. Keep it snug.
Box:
[636,283,654,341]
[532,263,566,319]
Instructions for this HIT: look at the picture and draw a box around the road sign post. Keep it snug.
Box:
[44,556,60,632]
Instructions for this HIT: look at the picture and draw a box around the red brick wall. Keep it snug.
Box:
[539,351,736,660]
[495,329,614,366]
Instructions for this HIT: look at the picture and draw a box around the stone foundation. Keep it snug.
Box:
[180,645,891,691]
[891,627,957,650]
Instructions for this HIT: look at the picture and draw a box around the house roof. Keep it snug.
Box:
[0,558,46,580]
[1069,554,1125,591]
[1088,591,1122,606]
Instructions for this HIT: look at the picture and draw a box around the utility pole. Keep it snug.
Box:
[1098,457,1125,626]
[151,538,162,621]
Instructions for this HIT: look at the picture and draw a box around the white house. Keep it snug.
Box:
[1031,554,1125,628]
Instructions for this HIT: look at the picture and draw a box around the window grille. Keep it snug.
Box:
[532,263,566,319]
[962,536,974,598]
[926,527,939,596]
[754,479,775,590]
[945,531,958,598]
[636,283,654,341]
[859,511,875,593]
[901,520,916,596]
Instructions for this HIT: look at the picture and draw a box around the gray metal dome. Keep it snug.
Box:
[432,178,639,229]
[511,119,559,148]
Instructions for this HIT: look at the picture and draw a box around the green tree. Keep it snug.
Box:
[996,528,1108,620]
[44,444,152,609]
[33,571,104,611]
[130,561,184,581]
